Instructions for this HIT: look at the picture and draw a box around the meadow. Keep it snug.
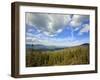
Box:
[26,45,89,67]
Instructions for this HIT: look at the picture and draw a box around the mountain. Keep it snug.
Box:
[26,44,63,51]
[26,43,89,51]
[81,43,89,46]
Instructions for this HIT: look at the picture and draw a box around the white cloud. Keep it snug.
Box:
[26,13,89,43]
[74,27,80,31]
[27,28,34,32]
[70,15,89,27]
[69,15,89,39]
[43,32,57,37]
[26,29,88,47]
[26,13,71,36]
[56,29,63,33]
[78,24,90,35]
[81,24,90,32]
[26,33,34,37]
[26,36,85,47]
[70,15,81,27]
[26,33,45,44]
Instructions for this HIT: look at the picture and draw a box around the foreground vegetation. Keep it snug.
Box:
[26,45,89,67]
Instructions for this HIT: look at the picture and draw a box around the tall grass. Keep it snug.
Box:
[26,45,89,67]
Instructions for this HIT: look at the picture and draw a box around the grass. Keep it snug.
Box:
[26,45,89,67]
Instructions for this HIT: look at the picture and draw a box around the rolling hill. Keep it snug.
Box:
[26,43,89,67]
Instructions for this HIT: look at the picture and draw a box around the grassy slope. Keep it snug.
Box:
[26,45,89,67]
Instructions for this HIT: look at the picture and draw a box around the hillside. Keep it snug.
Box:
[26,44,89,67]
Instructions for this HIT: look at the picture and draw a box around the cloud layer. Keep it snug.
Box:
[26,13,71,36]
[70,15,89,27]
[26,13,90,47]
[26,13,89,37]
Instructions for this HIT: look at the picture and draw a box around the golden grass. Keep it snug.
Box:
[26,45,89,67]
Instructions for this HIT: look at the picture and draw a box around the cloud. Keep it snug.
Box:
[56,29,63,33]
[26,33,34,37]
[69,15,89,40]
[26,32,45,44]
[26,12,90,43]
[70,15,89,27]
[26,35,85,47]
[26,29,89,47]
[78,24,90,35]
[26,13,71,36]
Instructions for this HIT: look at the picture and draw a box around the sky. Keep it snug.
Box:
[25,12,90,47]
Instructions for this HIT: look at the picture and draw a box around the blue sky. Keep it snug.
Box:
[25,13,90,47]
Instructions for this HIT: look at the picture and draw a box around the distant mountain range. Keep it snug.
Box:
[26,43,89,51]
[26,44,63,51]
[81,43,89,46]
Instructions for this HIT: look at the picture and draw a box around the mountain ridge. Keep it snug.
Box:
[26,43,89,51]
